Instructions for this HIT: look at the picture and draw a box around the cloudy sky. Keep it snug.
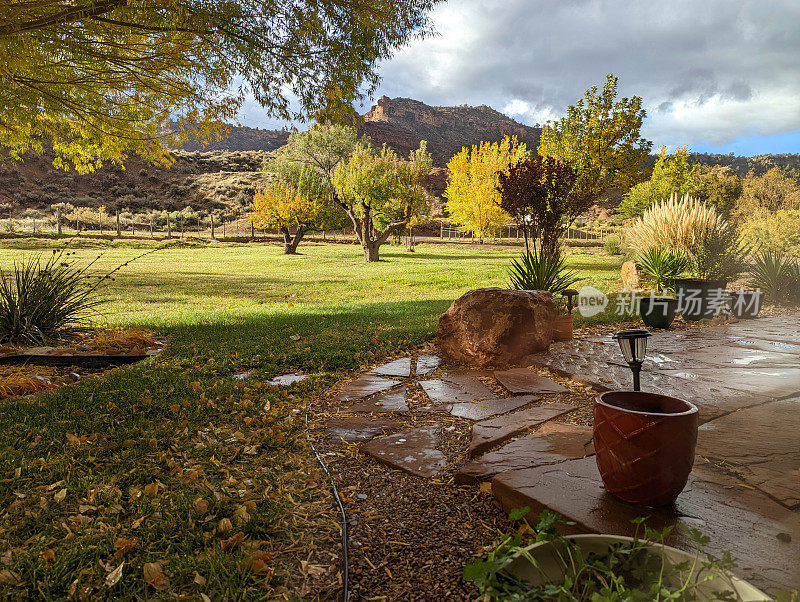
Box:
[238,0,800,156]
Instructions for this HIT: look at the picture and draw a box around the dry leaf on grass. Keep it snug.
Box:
[193,497,208,514]
[143,562,169,590]
[0,570,21,586]
[221,532,245,550]
[105,562,123,587]
[54,488,67,503]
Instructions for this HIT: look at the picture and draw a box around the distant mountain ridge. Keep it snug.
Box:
[175,96,542,166]
[358,96,541,165]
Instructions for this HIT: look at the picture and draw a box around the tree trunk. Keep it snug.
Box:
[281,226,306,254]
[116,209,120,238]
[363,242,379,262]
[210,215,215,238]
[57,206,62,235]
[167,216,171,238]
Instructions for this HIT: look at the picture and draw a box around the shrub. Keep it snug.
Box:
[624,196,720,255]
[739,210,800,256]
[604,233,624,256]
[749,250,799,303]
[635,248,689,294]
[0,251,106,344]
[508,250,578,294]
[690,221,750,281]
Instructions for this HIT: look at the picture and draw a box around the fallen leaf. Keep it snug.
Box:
[300,560,326,578]
[39,549,55,564]
[143,483,158,498]
[189,381,203,393]
[169,404,181,414]
[221,532,245,550]
[193,572,206,586]
[114,537,137,558]
[54,488,67,503]
[248,551,272,573]
[193,497,208,514]
[200,595,211,602]
[478,481,493,495]
[143,563,169,591]
[217,518,233,534]
[66,433,80,446]
[131,516,145,529]
[289,334,301,341]
[105,562,123,587]
[233,504,250,524]
[0,570,21,586]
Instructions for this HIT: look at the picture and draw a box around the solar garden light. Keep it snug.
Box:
[613,329,651,391]
[562,289,579,313]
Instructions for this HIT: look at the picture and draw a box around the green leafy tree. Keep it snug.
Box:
[332,142,432,261]
[618,146,700,218]
[734,167,800,221]
[444,136,529,242]
[539,74,652,201]
[694,165,743,218]
[0,0,440,173]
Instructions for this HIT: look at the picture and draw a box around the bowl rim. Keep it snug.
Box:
[596,390,698,418]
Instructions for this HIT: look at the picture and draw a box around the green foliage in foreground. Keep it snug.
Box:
[508,251,579,295]
[464,509,742,601]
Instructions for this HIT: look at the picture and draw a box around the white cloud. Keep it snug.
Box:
[368,0,800,150]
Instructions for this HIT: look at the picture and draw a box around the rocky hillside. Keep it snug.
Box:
[360,96,541,166]
[688,152,800,178]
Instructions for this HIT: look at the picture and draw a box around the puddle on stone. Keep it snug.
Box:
[268,373,309,386]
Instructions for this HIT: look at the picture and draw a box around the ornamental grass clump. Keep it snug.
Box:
[0,250,107,344]
[624,195,720,256]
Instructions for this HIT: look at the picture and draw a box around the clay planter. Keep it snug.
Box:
[553,314,573,341]
[673,278,727,321]
[638,297,678,329]
[502,534,768,600]
[593,391,698,506]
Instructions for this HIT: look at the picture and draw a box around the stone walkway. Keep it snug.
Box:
[321,316,800,595]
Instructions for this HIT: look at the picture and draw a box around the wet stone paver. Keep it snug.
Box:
[447,394,539,421]
[454,422,593,484]
[469,402,577,457]
[326,416,402,442]
[347,386,410,414]
[361,425,446,478]
[494,368,569,394]
[338,374,400,401]
[369,357,413,378]
[419,375,497,406]
[415,354,442,375]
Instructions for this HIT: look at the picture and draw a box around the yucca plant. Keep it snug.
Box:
[749,250,798,303]
[508,249,578,295]
[635,248,689,295]
[0,250,107,344]
[691,222,751,281]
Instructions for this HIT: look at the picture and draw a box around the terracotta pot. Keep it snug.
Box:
[553,314,573,341]
[593,391,698,506]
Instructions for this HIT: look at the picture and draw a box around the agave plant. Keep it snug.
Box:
[508,250,578,295]
[749,249,798,303]
[0,250,106,344]
[635,248,689,295]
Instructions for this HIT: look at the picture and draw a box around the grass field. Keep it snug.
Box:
[0,239,622,598]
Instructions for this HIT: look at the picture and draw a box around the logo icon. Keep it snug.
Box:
[578,286,608,317]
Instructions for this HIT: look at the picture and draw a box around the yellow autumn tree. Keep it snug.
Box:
[251,170,345,254]
[444,136,529,241]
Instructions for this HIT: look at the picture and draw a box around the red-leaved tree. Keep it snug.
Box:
[497,155,595,257]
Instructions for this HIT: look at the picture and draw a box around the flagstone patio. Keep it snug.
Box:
[317,316,800,595]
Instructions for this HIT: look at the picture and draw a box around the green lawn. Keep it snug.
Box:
[0,239,621,599]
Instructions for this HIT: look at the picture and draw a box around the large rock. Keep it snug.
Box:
[621,260,640,290]
[437,288,556,367]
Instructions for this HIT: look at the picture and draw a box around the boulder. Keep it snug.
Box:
[437,288,556,368]
[621,260,640,290]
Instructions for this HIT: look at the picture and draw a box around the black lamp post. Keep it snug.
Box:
[562,289,579,314]
[613,329,651,391]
